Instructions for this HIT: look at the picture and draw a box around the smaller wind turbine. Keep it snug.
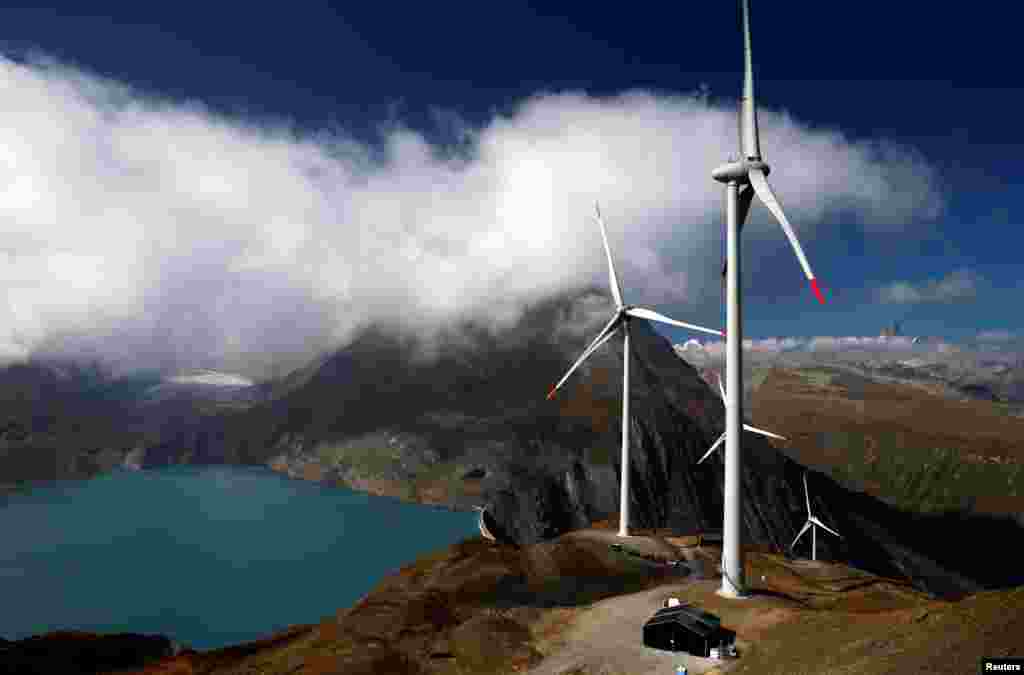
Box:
[549,202,724,537]
[697,374,785,464]
[790,471,842,561]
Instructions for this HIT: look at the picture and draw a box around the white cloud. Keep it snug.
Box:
[805,335,918,352]
[166,370,254,387]
[677,335,1024,374]
[0,55,947,377]
[690,335,958,359]
[877,268,980,304]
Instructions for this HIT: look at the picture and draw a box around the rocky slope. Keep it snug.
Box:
[91,530,1024,675]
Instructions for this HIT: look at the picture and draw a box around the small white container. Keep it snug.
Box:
[709,647,720,659]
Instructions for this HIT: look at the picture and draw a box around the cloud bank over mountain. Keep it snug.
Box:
[0,54,945,378]
[676,331,1023,365]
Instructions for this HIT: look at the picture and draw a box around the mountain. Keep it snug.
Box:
[3,292,1023,600]
[200,291,1022,600]
[0,360,146,486]
[0,362,265,490]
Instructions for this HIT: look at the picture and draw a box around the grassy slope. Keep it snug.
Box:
[751,366,1024,515]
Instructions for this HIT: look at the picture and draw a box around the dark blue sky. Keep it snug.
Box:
[5,1,1021,348]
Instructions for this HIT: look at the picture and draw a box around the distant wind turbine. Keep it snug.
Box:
[548,202,724,537]
[696,374,786,465]
[790,471,842,561]
[713,0,828,598]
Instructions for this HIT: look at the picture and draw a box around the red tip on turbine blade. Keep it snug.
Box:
[547,387,557,400]
[810,278,826,304]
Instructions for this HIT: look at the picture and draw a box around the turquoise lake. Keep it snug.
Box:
[0,465,478,649]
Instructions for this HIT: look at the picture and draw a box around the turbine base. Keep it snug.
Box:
[716,585,751,600]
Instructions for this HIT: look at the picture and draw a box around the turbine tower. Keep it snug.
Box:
[696,374,786,465]
[791,471,842,561]
[549,203,723,537]
[713,0,826,597]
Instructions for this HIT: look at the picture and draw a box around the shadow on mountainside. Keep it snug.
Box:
[818,482,1024,599]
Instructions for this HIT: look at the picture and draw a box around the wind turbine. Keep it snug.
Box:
[712,0,827,598]
[548,202,723,538]
[790,471,842,561]
[696,374,786,465]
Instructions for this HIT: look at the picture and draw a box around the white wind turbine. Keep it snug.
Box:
[712,0,827,598]
[548,202,724,538]
[696,374,786,465]
[790,471,842,561]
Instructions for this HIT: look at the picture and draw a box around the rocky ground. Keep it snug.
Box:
[0,631,178,674]
[61,522,1019,675]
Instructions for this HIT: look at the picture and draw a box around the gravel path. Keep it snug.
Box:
[526,576,733,675]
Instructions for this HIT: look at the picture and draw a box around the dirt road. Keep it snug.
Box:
[526,580,731,675]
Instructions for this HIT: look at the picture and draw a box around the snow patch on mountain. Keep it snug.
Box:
[165,370,254,388]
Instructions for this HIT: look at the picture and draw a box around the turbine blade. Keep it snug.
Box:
[697,433,726,464]
[803,471,811,517]
[739,0,761,160]
[743,423,786,441]
[547,314,622,399]
[718,373,727,401]
[626,307,724,337]
[593,203,624,309]
[811,517,842,539]
[790,521,811,550]
[748,168,825,304]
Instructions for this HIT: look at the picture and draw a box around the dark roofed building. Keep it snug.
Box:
[642,605,736,657]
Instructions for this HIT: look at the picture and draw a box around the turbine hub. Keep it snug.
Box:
[711,158,770,183]
[746,159,770,175]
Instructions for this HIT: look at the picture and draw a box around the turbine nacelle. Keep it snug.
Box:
[711,159,770,184]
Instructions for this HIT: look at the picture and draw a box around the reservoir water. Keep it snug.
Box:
[0,465,478,649]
